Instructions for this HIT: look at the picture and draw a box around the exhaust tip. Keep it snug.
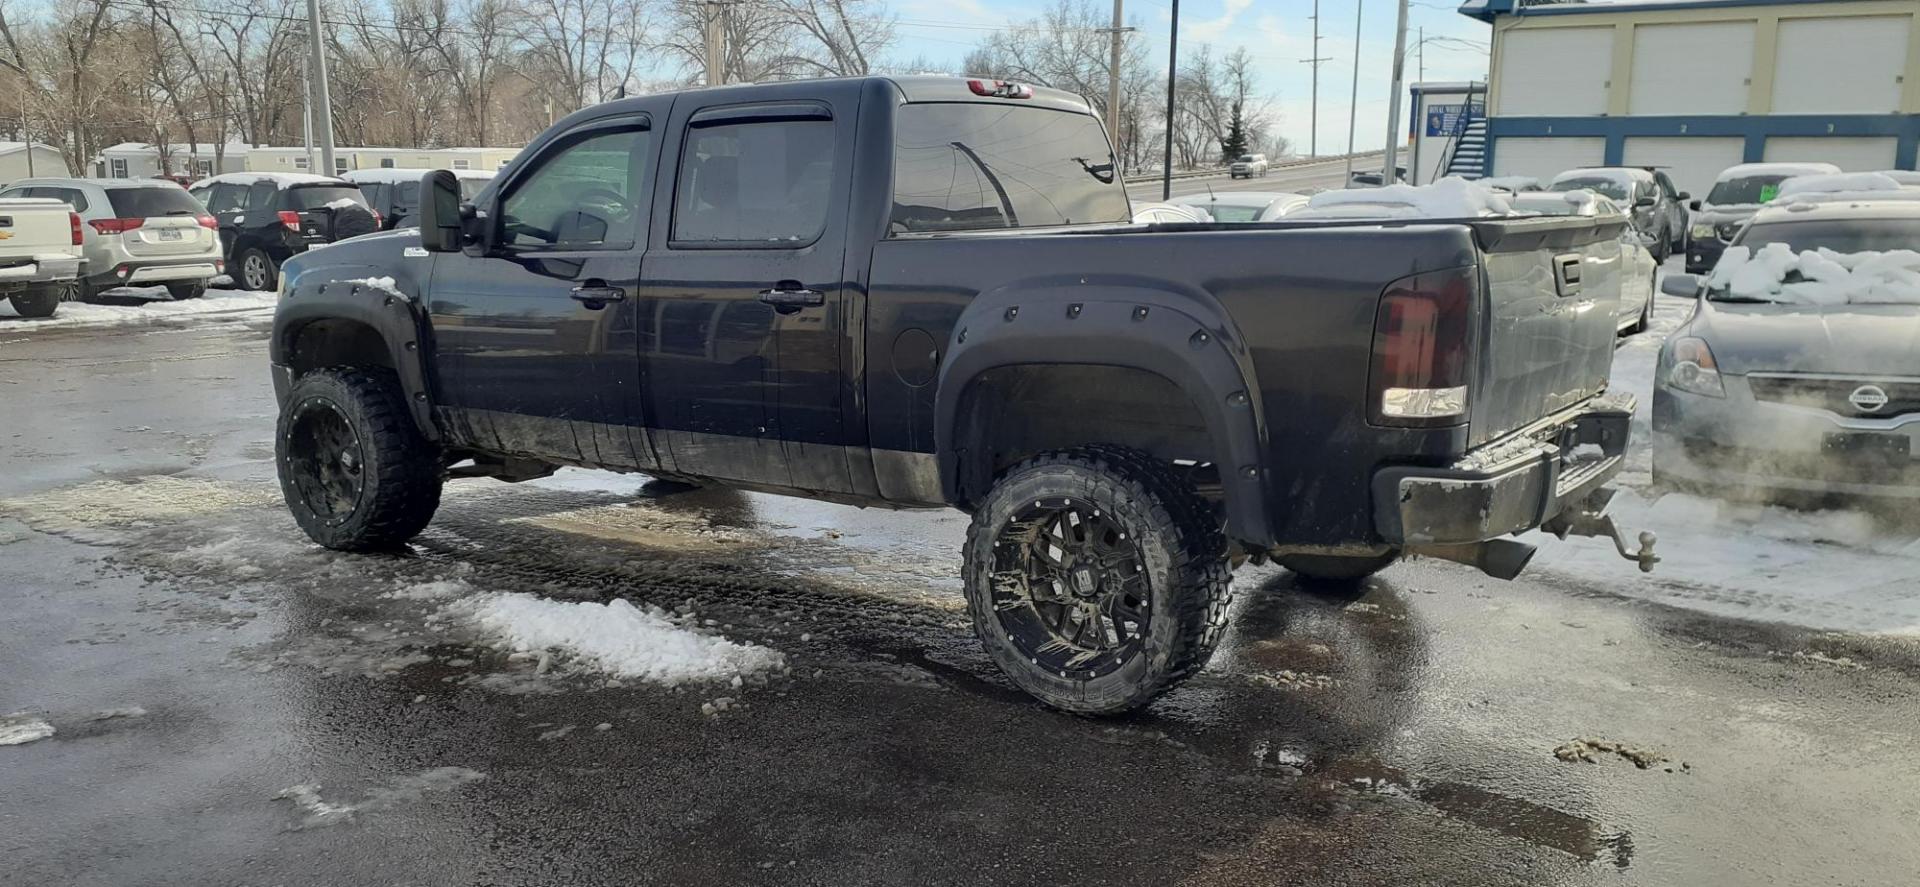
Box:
[1476,539,1536,581]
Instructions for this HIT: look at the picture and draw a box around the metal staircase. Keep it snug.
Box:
[1442,118,1489,179]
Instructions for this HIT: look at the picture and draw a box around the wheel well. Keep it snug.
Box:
[951,364,1219,507]
[285,318,394,377]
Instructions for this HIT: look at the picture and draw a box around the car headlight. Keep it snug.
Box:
[1666,336,1725,398]
[1689,223,1715,239]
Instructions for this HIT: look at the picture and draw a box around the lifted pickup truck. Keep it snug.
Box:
[269,76,1651,713]
[0,197,83,318]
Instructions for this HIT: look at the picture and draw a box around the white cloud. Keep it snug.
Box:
[1188,0,1254,44]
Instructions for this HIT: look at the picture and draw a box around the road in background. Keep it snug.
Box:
[1142,152,1387,200]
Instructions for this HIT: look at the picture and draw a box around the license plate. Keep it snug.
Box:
[157,228,183,241]
[1821,432,1910,459]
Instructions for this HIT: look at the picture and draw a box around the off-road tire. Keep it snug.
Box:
[238,248,278,292]
[1279,550,1401,583]
[166,281,206,300]
[276,368,441,551]
[962,445,1233,714]
[63,280,97,302]
[7,285,60,318]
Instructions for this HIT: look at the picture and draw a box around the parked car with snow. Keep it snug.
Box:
[1228,153,1270,179]
[1653,199,1920,502]
[188,173,378,291]
[0,177,223,300]
[1345,166,1407,188]
[1129,201,1209,223]
[345,168,494,231]
[265,76,1652,714]
[1508,190,1656,335]
[1684,162,1840,274]
[1550,167,1688,261]
[0,196,82,318]
[1167,190,1306,221]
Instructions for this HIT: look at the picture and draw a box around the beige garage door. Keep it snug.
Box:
[1491,137,1607,184]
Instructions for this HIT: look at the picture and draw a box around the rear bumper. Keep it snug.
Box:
[0,254,81,286]
[1372,396,1634,545]
[87,256,224,286]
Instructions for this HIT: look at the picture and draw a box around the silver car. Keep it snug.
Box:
[1652,200,1920,500]
[0,177,222,299]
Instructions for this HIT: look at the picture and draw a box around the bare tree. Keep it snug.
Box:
[962,0,1154,168]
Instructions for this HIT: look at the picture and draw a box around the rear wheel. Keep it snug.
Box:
[166,281,206,300]
[1279,550,1401,584]
[276,368,442,551]
[238,248,277,292]
[962,446,1233,714]
[62,280,97,303]
[7,285,60,318]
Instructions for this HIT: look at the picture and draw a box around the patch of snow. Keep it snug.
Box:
[90,707,147,720]
[273,767,484,829]
[1293,176,1514,220]
[1706,243,1920,305]
[324,197,362,210]
[0,287,277,328]
[384,579,472,601]
[345,276,407,302]
[451,593,785,686]
[0,713,55,745]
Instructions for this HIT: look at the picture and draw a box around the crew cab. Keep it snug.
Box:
[0,197,83,318]
[267,76,1651,714]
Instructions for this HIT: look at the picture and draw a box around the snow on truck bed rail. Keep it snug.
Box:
[1707,243,1920,305]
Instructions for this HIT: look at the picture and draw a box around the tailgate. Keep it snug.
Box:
[1466,216,1627,446]
[0,199,74,255]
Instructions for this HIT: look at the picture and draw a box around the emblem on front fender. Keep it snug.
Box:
[1849,384,1889,413]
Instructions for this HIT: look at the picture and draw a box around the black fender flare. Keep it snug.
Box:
[270,270,439,442]
[934,274,1274,546]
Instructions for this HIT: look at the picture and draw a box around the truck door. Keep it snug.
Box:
[637,96,855,493]
[425,110,662,470]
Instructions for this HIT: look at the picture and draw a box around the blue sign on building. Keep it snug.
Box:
[1425,102,1485,137]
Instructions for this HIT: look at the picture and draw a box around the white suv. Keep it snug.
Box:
[1229,153,1270,179]
[0,178,223,300]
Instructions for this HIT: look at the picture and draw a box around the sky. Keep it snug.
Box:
[886,0,1494,157]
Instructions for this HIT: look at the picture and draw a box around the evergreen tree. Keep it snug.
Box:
[1220,101,1249,161]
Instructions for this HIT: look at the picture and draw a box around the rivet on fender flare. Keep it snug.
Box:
[1241,465,1259,479]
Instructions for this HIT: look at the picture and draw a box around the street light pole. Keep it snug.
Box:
[1343,0,1363,183]
[306,0,335,175]
[1382,0,1411,185]
[1161,0,1178,200]
[1100,0,1133,165]
[1301,0,1328,158]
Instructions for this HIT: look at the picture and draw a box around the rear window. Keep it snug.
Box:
[106,186,203,218]
[1706,175,1791,206]
[890,103,1128,234]
[1553,176,1631,201]
[284,185,368,211]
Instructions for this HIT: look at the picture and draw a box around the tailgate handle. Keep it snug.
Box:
[1554,254,1583,298]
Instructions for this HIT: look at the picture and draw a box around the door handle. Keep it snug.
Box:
[570,283,626,307]
[758,283,824,309]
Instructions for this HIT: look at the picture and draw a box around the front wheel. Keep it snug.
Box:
[237,248,278,292]
[1279,550,1400,584]
[276,368,442,551]
[7,285,60,318]
[962,446,1233,715]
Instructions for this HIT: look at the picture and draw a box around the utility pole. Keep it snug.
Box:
[1300,0,1328,157]
[1382,0,1410,185]
[1100,0,1132,158]
[1343,0,1363,183]
[306,0,335,175]
[1418,26,1426,83]
[301,61,315,170]
[1160,0,1179,200]
[703,1,728,87]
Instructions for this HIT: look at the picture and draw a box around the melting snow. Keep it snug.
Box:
[273,767,485,829]
[0,287,277,328]
[451,593,785,685]
[0,713,55,746]
[1706,244,1920,305]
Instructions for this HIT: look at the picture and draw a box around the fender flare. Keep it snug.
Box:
[934,275,1274,546]
[270,272,439,442]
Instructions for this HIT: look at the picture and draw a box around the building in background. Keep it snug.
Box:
[1408,82,1488,185]
[0,142,72,184]
[243,146,521,175]
[1455,0,1919,195]
[94,143,252,179]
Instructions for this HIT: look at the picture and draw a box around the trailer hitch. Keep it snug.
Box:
[1543,489,1659,573]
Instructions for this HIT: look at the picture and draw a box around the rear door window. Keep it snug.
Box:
[105,186,201,218]
[673,116,835,246]
[890,103,1128,233]
[203,183,249,213]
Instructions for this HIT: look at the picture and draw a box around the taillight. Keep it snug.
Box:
[1369,266,1477,426]
[87,217,145,234]
[371,208,384,227]
[68,212,82,245]
[196,213,217,230]
[278,210,301,231]
[966,78,1034,99]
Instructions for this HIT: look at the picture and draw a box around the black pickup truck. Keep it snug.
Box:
[269,76,1652,713]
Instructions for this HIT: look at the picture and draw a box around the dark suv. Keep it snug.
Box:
[345,169,493,230]
[187,173,378,291]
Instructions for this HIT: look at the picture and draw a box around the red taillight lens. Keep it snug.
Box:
[371,208,384,227]
[278,210,301,231]
[87,217,145,234]
[1369,266,1476,426]
[196,213,217,230]
[68,211,82,245]
[966,78,1034,99]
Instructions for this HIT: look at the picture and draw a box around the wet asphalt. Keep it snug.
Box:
[2,312,1918,886]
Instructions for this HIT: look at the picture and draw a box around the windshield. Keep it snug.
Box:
[105,186,203,218]
[1551,176,1629,201]
[1738,219,1920,254]
[1236,155,1255,163]
[285,185,369,211]
[890,103,1128,234]
[1202,203,1264,222]
[1706,174,1791,206]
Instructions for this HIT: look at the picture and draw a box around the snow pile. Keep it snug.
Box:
[385,578,472,601]
[1293,176,1514,220]
[0,287,277,327]
[0,713,55,746]
[1776,172,1903,200]
[453,593,785,685]
[1706,243,1920,305]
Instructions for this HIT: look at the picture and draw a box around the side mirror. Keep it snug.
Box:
[1688,198,1702,211]
[1676,191,1691,201]
[1634,196,1657,208]
[415,170,464,252]
[1660,273,1701,297]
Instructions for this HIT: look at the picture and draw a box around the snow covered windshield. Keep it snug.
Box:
[1705,174,1791,206]
[1741,219,1920,255]
[889,104,1129,233]
[1706,241,1920,305]
[1552,176,1629,201]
